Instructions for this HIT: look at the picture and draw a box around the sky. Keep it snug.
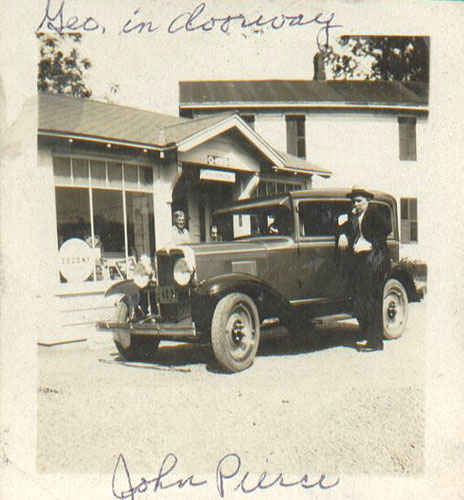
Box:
[79,25,326,113]
[36,0,438,116]
[50,0,353,115]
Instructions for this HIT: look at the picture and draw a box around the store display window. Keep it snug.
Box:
[254,177,305,197]
[54,156,155,284]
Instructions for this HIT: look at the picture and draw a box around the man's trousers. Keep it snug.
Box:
[349,250,390,348]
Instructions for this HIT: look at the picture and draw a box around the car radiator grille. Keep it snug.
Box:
[155,252,190,321]
[157,254,182,286]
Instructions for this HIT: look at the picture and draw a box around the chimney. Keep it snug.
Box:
[313,52,326,81]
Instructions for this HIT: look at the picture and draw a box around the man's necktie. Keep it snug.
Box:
[352,213,360,243]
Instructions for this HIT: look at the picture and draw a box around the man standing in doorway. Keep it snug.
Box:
[171,210,191,245]
[210,224,219,242]
[337,187,392,352]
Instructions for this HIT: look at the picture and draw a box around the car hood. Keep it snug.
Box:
[156,237,294,282]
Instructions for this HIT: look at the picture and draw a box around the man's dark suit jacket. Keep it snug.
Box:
[335,204,392,283]
[337,205,392,254]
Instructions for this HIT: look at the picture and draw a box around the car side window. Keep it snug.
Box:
[369,202,395,237]
[298,200,351,237]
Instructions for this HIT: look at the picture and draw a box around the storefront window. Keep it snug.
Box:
[126,192,155,259]
[56,187,91,247]
[92,190,125,255]
[254,177,305,197]
[53,156,71,182]
[140,166,153,188]
[90,160,106,187]
[108,162,123,188]
[54,156,155,284]
[124,165,138,190]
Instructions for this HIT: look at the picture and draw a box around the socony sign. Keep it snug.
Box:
[59,238,94,283]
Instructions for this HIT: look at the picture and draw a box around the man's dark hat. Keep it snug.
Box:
[347,185,374,200]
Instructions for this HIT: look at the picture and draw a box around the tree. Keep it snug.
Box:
[324,36,429,82]
[37,32,92,97]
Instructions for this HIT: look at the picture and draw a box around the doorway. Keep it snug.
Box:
[172,167,233,243]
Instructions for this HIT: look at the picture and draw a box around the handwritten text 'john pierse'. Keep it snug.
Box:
[112,452,340,500]
[37,0,342,50]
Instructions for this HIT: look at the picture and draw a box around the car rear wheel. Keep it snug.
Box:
[112,302,160,361]
[211,293,260,373]
[383,278,409,339]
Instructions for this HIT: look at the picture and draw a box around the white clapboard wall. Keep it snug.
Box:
[47,289,117,347]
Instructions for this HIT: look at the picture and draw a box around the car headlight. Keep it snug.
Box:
[173,258,194,286]
[133,255,153,288]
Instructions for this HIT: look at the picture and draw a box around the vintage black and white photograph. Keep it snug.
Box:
[1,1,463,499]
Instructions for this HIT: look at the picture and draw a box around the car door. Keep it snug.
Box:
[293,198,351,302]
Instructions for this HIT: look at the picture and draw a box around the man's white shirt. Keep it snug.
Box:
[171,226,191,245]
[353,210,373,254]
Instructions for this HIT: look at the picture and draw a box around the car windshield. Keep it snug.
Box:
[214,206,293,242]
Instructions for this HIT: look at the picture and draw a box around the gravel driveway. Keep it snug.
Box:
[38,302,425,478]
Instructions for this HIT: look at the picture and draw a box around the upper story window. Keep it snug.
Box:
[400,197,418,243]
[240,114,255,130]
[286,115,306,159]
[398,116,417,161]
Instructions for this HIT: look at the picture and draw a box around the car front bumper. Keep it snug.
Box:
[96,318,198,346]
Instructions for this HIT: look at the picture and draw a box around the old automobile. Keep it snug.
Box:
[97,188,422,372]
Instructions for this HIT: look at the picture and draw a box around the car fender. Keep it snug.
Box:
[104,279,141,317]
[193,273,293,327]
[388,263,421,302]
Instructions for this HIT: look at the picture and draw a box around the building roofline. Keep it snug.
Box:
[38,94,332,178]
[176,114,285,167]
[39,92,188,122]
[178,79,429,111]
[38,130,174,152]
[179,102,428,114]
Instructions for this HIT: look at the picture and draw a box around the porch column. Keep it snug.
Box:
[237,173,259,200]
[153,159,182,248]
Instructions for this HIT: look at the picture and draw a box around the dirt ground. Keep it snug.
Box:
[37,302,425,478]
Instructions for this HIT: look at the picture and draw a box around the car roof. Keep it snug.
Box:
[289,188,396,204]
[215,188,396,215]
[215,194,291,215]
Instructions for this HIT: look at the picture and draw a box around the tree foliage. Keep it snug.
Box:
[325,36,429,82]
[37,32,92,97]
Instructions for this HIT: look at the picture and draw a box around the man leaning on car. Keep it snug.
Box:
[336,186,392,352]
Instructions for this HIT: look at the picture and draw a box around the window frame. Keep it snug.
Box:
[400,197,418,244]
[398,116,417,161]
[254,176,305,198]
[296,199,352,240]
[296,198,396,241]
[286,114,306,159]
[53,155,155,285]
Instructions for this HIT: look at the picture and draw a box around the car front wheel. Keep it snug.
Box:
[112,302,160,361]
[383,278,409,339]
[211,293,260,373]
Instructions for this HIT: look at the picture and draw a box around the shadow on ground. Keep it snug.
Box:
[105,321,364,373]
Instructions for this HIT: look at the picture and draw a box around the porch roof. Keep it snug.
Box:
[38,93,331,177]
